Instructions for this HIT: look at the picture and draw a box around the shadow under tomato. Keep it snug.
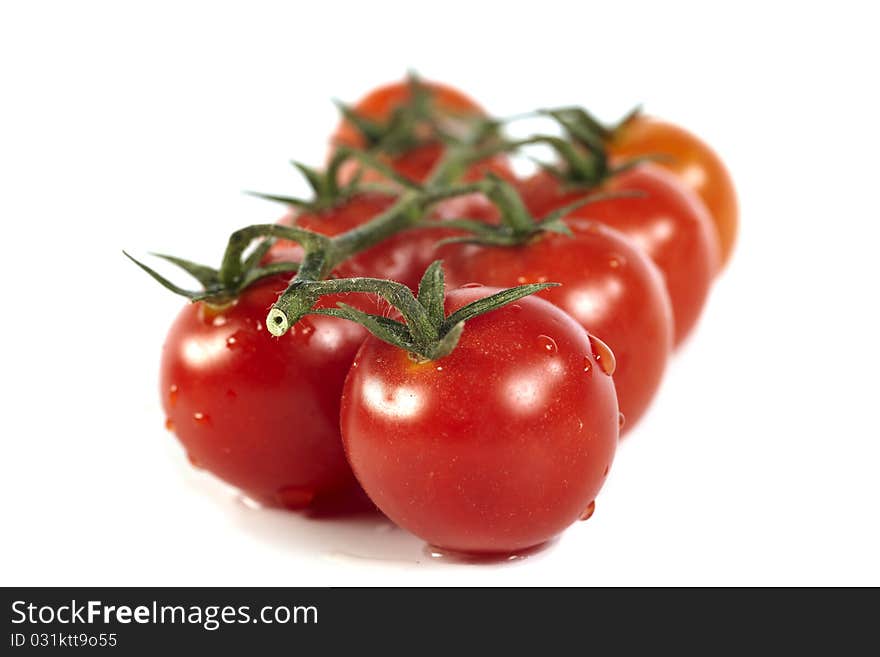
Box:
[303,486,382,520]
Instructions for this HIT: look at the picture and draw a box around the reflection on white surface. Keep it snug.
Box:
[362,378,423,419]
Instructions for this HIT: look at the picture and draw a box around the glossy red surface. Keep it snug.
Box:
[160,275,374,509]
[522,164,720,346]
[340,287,619,553]
[441,221,673,432]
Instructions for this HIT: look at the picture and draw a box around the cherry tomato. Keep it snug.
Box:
[340,287,619,554]
[330,78,511,184]
[160,275,375,510]
[522,164,720,346]
[441,221,673,432]
[608,115,738,267]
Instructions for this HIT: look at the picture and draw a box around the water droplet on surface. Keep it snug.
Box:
[583,357,592,374]
[435,365,443,371]
[275,486,316,510]
[460,282,483,289]
[537,335,558,354]
[508,304,522,313]
[424,542,552,564]
[589,335,616,376]
[516,276,528,284]
[579,500,596,521]
[211,315,227,327]
[168,384,179,407]
[225,336,238,349]
[193,411,209,424]
[164,417,174,431]
[618,412,626,429]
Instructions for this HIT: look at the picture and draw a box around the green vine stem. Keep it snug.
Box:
[268,261,557,360]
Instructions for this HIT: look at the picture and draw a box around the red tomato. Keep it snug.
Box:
[522,164,720,346]
[160,275,374,510]
[340,287,619,554]
[441,221,673,432]
[330,78,511,184]
[609,115,738,268]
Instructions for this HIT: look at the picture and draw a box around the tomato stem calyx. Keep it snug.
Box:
[267,260,557,360]
[437,177,640,248]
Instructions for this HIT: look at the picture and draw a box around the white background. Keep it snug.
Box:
[2,1,878,586]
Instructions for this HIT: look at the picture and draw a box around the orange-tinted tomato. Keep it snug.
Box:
[609,115,738,268]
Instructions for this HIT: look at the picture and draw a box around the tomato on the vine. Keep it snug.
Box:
[441,221,673,432]
[330,77,512,184]
[522,163,720,346]
[608,115,738,267]
[160,274,376,510]
[264,193,461,291]
[340,287,619,554]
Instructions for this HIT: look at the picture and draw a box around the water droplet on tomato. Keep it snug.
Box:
[589,335,616,376]
[516,276,528,284]
[618,412,626,429]
[168,384,179,407]
[608,254,626,269]
[537,335,558,354]
[579,500,596,521]
[460,282,483,289]
[225,336,238,348]
[211,315,227,327]
[193,411,209,424]
[509,304,522,313]
[275,486,316,510]
[164,417,174,431]
[583,357,592,374]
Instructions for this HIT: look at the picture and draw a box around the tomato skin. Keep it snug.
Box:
[340,288,619,554]
[160,275,373,509]
[522,164,720,347]
[609,115,738,267]
[441,222,673,432]
[330,78,511,184]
